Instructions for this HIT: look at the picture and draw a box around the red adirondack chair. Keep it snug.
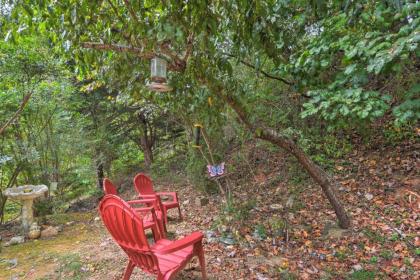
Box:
[103,178,166,239]
[133,173,182,224]
[99,194,207,280]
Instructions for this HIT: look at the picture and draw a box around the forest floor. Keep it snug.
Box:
[0,139,419,280]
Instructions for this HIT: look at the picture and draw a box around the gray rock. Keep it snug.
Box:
[40,226,59,238]
[286,196,294,208]
[205,230,216,238]
[322,221,349,239]
[269,204,283,210]
[352,264,363,271]
[5,258,18,268]
[195,197,209,206]
[7,236,25,246]
[219,235,236,245]
[365,193,373,200]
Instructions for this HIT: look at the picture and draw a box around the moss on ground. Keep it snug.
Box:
[0,212,99,279]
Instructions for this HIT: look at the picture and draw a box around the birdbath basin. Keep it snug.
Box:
[4,185,48,233]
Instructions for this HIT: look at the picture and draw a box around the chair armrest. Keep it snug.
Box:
[128,199,156,205]
[138,194,158,199]
[134,206,155,213]
[153,232,203,254]
[156,192,178,202]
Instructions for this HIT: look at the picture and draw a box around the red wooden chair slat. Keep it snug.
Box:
[99,195,207,280]
[133,173,182,224]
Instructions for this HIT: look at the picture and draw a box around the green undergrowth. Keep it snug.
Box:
[3,199,21,223]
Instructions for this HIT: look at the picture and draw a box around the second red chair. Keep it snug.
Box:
[134,173,182,224]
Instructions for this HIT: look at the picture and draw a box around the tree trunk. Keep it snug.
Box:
[219,91,351,229]
[0,195,7,224]
[96,162,104,190]
[137,112,155,169]
[141,136,154,169]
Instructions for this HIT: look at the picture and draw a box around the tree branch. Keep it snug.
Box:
[222,53,292,85]
[123,0,141,25]
[82,42,155,59]
[183,33,194,61]
[0,91,33,136]
[160,41,187,71]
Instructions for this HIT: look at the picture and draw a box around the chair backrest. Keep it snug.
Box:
[133,173,155,195]
[103,178,118,195]
[99,195,160,275]
[133,173,166,221]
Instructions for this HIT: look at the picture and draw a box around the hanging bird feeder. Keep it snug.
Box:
[147,57,173,92]
[192,124,202,148]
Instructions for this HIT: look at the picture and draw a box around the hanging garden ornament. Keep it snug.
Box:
[147,57,173,92]
[192,124,202,148]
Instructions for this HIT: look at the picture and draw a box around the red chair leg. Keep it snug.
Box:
[163,206,169,224]
[197,245,207,280]
[123,260,135,280]
[159,220,166,239]
[151,226,160,241]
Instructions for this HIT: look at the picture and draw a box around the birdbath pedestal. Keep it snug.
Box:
[4,185,48,233]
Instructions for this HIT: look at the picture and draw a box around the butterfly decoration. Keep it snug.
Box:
[207,162,225,177]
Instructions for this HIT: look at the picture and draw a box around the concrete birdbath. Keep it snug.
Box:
[4,185,48,233]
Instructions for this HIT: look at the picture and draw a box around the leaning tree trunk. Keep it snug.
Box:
[219,91,351,229]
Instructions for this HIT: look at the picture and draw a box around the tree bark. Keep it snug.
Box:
[0,194,7,224]
[218,91,351,229]
[136,111,155,169]
[140,134,154,168]
[0,91,33,136]
[96,162,104,190]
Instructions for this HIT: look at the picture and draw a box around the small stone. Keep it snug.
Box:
[94,217,100,222]
[288,213,295,220]
[365,193,373,200]
[40,226,59,238]
[227,250,236,257]
[225,215,233,222]
[7,236,25,245]
[195,197,209,206]
[6,259,18,268]
[219,236,236,245]
[318,253,326,260]
[352,264,363,271]
[286,197,294,208]
[182,199,189,205]
[269,204,283,210]
[66,221,75,226]
[205,230,216,238]
[218,224,229,233]
[28,227,41,239]
[325,228,348,239]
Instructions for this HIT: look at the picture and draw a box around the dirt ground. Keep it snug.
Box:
[1,141,419,279]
